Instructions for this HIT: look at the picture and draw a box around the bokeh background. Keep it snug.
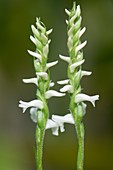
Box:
[0,0,113,169]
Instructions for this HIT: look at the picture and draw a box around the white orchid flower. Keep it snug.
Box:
[43,43,49,57]
[52,114,75,133]
[46,29,53,35]
[60,85,73,93]
[75,93,99,107]
[81,70,92,77]
[27,50,42,62]
[65,9,71,16]
[22,78,38,86]
[76,41,87,53]
[70,59,85,73]
[45,90,65,99]
[30,35,36,45]
[79,27,86,38]
[46,60,58,69]
[57,79,69,85]
[19,100,43,113]
[36,72,48,80]
[59,54,71,63]
[49,81,55,87]
[45,119,59,136]
[46,114,75,136]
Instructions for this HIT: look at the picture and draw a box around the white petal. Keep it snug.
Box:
[45,90,65,99]
[52,113,74,133]
[30,35,36,45]
[67,37,73,50]
[36,20,45,33]
[76,41,87,52]
[76,5,81,17]
[36,72,48,80]
[49,81,55,87]
[82,102,87,116]
[46,119,59,136]
[65,8,70,15]
[60,85,73,93]
[63,114,75,124]
[59,54,71,63]
[75,93,99,107]
[41,33,48,44]
[57,79,69,85]
[27,50,42,62]
[46,61,58,69]
[70,59,85,73]
[68,24,75,37]
[30,107,38,123]
[65,20,68,25]
[81,71,92,77]
[79,27,86,38]
[70,14,77,25]
[22,78,38,86]
[43,44,49,57]
[31,25,39,37]
[46,29,53,35]
[19,100,43,113]
[52,115,65,132]
[52,114,74,124]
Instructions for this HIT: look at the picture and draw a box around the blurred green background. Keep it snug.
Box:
[0,0,113,169]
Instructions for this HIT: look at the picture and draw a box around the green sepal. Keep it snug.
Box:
[37,110,46,129]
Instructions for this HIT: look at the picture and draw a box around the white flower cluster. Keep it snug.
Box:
[57,4,99,120]
[28,108,74,136]
[19,18,65,130]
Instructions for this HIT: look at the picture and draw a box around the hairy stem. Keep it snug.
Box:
[36,125,45,170]
[76,122,84,170]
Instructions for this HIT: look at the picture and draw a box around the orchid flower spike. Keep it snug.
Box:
[19,17,66,126]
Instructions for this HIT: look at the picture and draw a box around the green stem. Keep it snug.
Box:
[36,125,45,170]
[76,122,84,170]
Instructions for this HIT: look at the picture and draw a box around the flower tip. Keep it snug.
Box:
[46,29,53,35]
[59,54,71,63]
[65,8,70,15]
